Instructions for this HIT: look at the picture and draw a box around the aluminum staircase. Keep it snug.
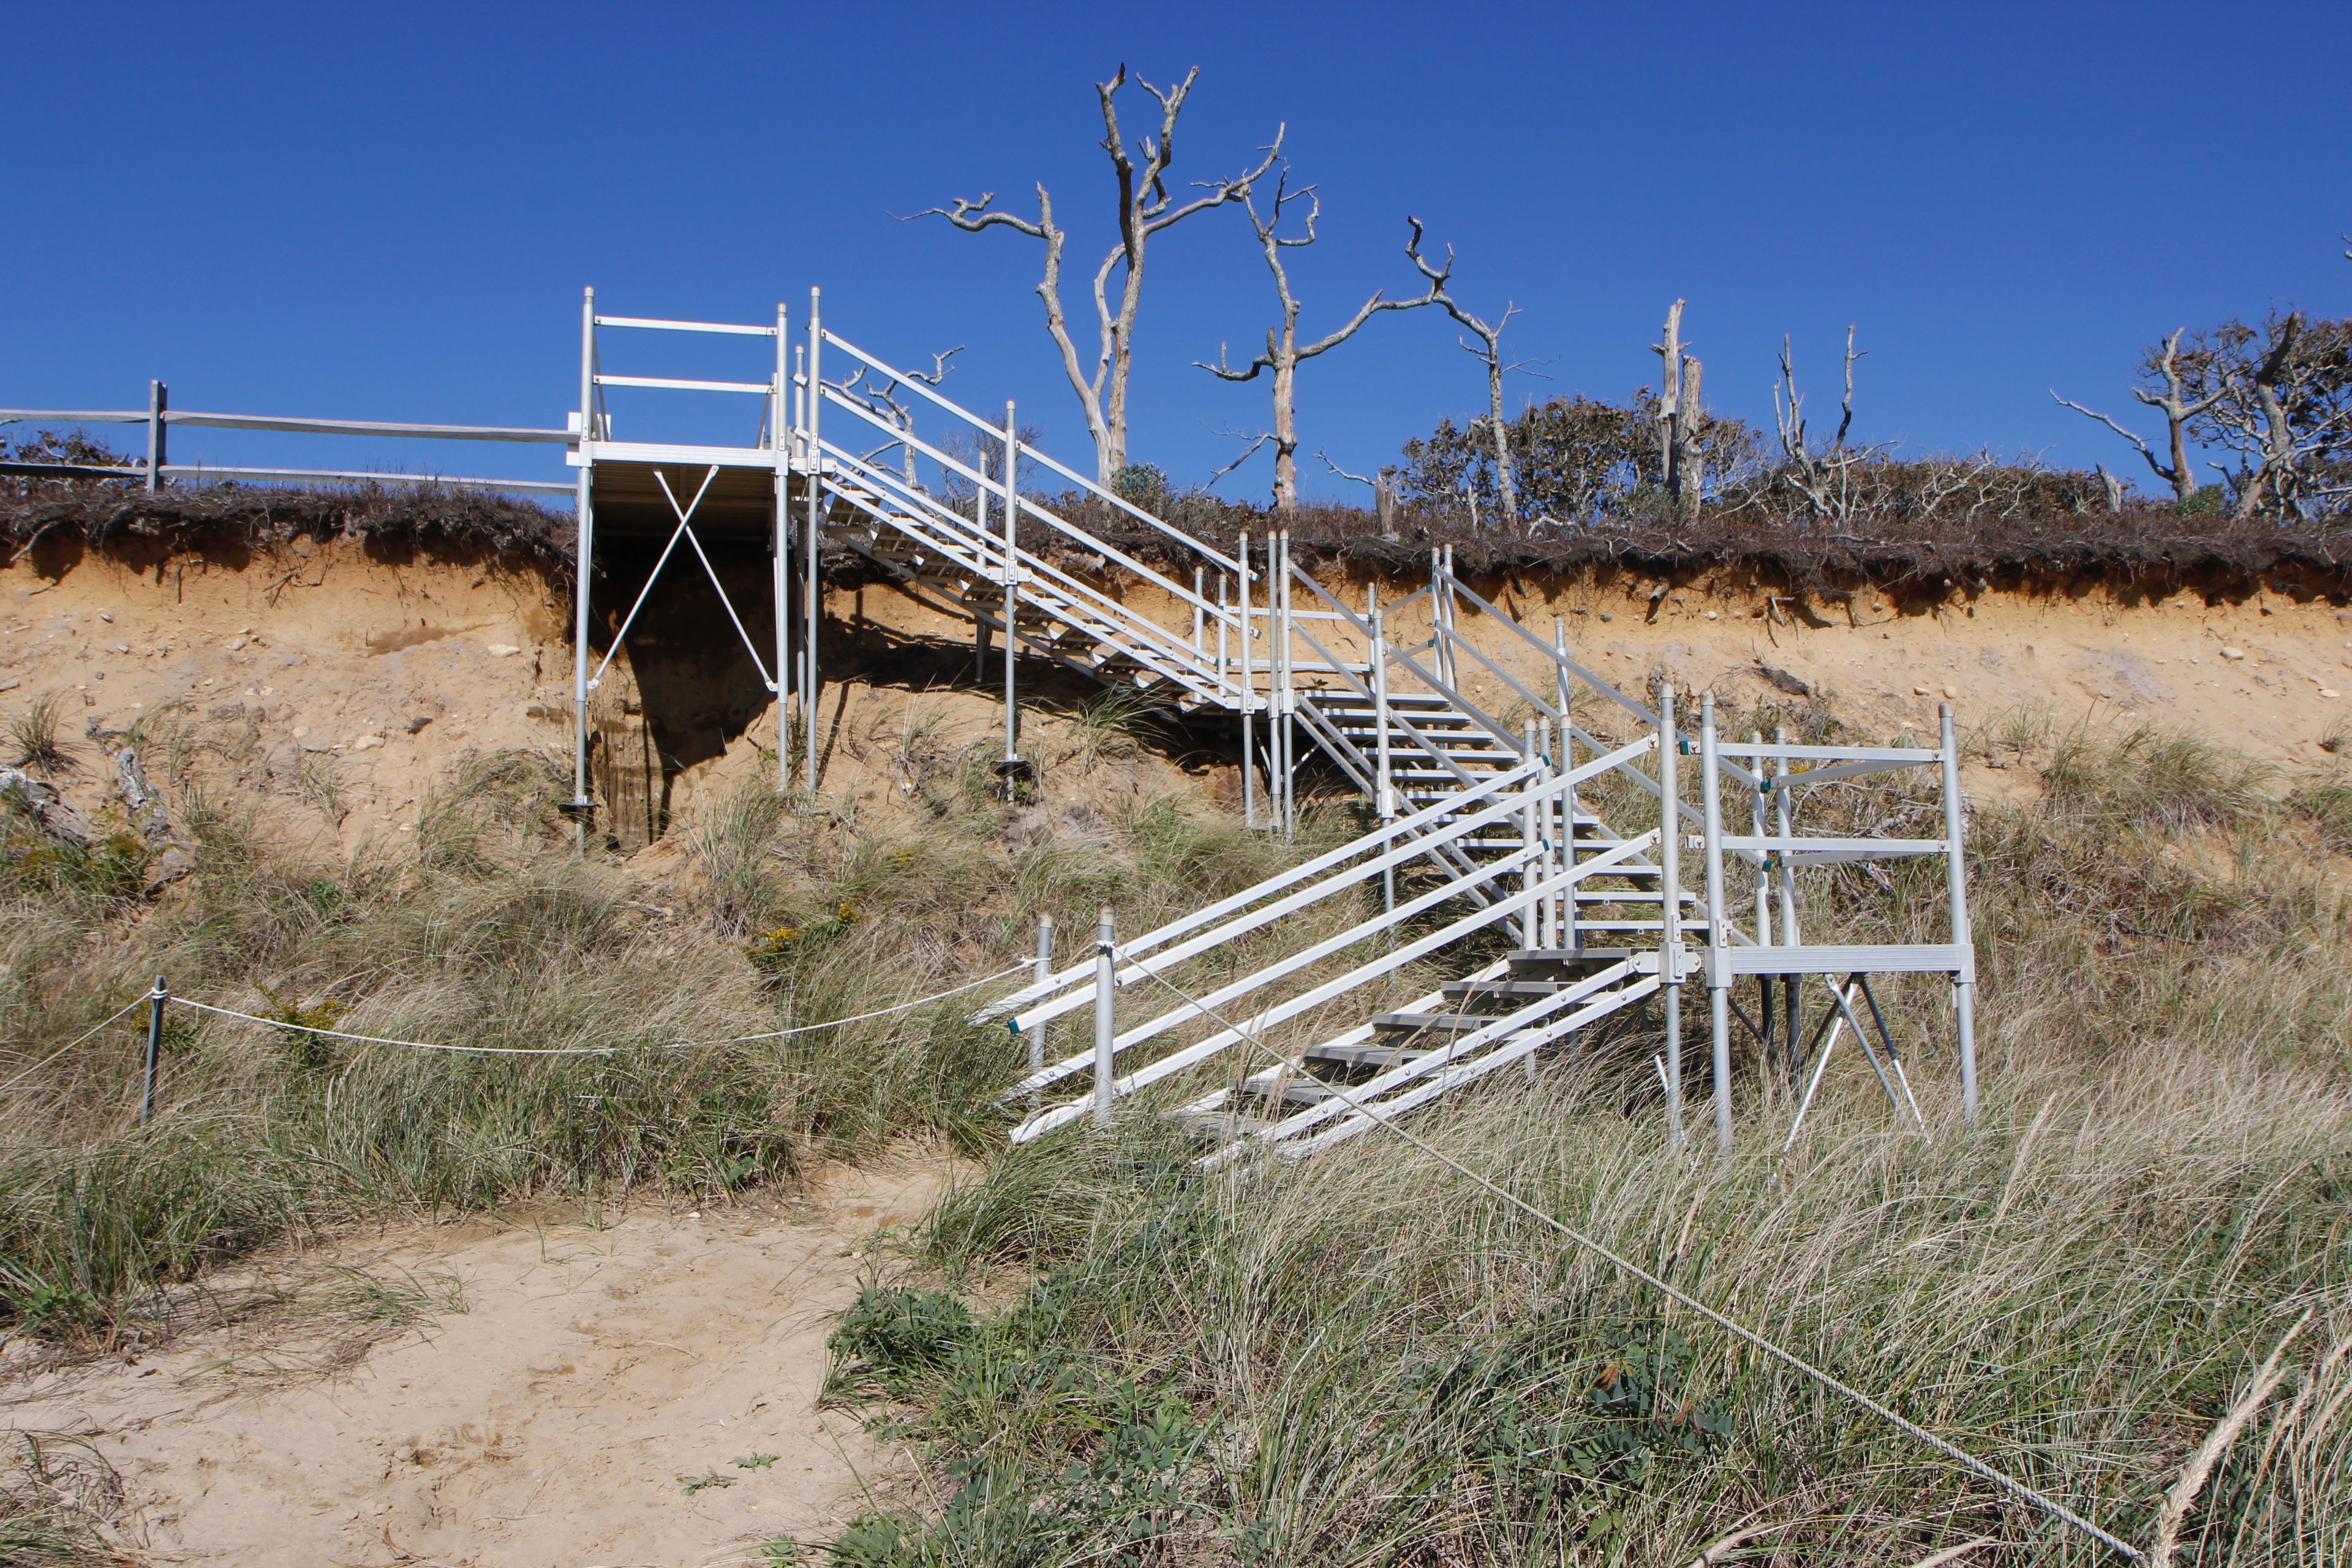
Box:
[780,326,1978,1155]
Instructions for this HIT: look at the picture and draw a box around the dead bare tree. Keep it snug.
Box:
[2199,312,2352,521]
[1201,181,1449,511]
[1406,227,1535,522]
[2051,329,2225,505]
[1648,301,1711,522]
[910,66,1280,484]
[1773,325,1886,524]
[830,349,961,489]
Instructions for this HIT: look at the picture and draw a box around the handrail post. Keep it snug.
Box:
[1031,913,1054,1088]
[140,975,167,1123]
[1520,720,1540,949]
[1941,703,1978,1125]
[1700,693,1733,1155]
[1278,530,1295,838]
[1238,533,1257,831]
[1093,907,1117,1127]
[802,288,823,790]
[1659,685,1683,1153]
[1774,725,1801,1076]
[1001,401,1020,769]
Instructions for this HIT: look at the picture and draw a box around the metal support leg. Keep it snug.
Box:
[1940,703,1978,1125]
[1700,693,1733,1155]
[803,289,825,791]
[785,303,804,799]
[1659,684,1684,1153]
[570,287,597,842]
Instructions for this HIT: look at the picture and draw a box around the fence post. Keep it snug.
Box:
[1093,907,1117,1127]
[146,380,167,494]
[140,974,167,1123]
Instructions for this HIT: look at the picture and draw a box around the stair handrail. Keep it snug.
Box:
[816,439,1238,703]
[1395,564,1766,859]
[818,447,1223,702]
[818,329,1243,576]
[984,753,1551,1024]
[815,389,1242,646]
[1008,827,1661,1143]
[1432,566,1762,789]
[1002,739,1654,1080]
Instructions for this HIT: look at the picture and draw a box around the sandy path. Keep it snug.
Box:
[3,1159,951,1567]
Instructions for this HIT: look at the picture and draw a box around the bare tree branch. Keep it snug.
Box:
[2052,329,2227,505]
[1205,431,1276,487]
[1405,219,1528,522]
[909,67,1280,484]
[1774,326,1890,525]
[1315,450,1378,489]
[1199,189,1446,510]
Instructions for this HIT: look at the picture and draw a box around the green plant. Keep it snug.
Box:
[6,694,75,775]
[827,1286,975,1396]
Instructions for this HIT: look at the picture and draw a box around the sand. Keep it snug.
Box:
[2,1158,952,1568]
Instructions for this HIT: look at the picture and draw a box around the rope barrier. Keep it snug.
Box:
[1112,951,2146,1563]
[0,992,157,1093]
[105,964,1029,1058]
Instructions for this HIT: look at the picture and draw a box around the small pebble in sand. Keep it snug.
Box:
[487,644,521,657]
[2323,689,2342,701]
[97,611,113,623]
[226,636,248,651]
[2220,647,2247,660]
[352,735,384,752]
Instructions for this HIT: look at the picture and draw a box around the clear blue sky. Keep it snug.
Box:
[4,1,2347,502]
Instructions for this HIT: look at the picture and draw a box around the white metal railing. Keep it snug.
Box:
[999,739,1665,1139]
[1008,826,1664,1144]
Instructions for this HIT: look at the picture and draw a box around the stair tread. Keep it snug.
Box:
[1303,1042,1433,1068]
[1374,1012,1497,1032]
[1440,979,1570,998]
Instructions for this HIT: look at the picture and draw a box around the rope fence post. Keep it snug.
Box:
[140,974,167,1123]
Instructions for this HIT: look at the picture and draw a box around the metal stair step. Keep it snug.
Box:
[1302,1041,1434,1070]
[1439,979,1572,1001]
[1372,1012,1495,1035]
[1509,948,1634,976]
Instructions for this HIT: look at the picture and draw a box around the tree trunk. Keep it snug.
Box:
[1272,355,1299,511]
[1487,353,1517,523]
[2165,409,2195,505]
[1673,355,1705,522]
